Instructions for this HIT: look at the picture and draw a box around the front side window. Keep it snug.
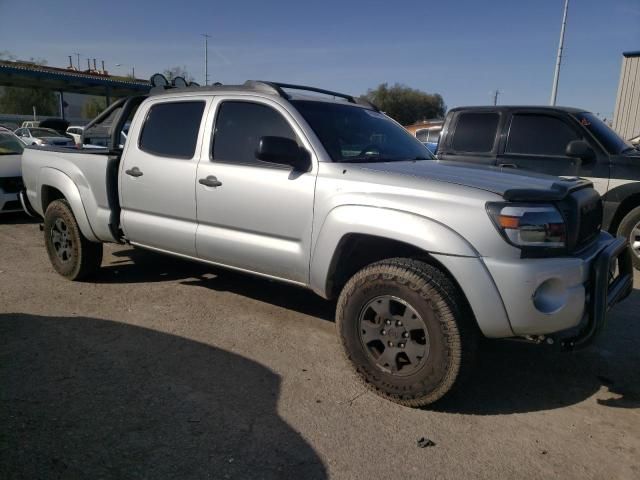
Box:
[212,101,297,164]
[292,100,432,162]
[139,101,205,158]
[506,114,579,156]
[451,112,499,153]
[574,112,634,155]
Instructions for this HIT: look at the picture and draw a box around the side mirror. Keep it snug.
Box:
[566,140,596,164]
[256,136,311,172]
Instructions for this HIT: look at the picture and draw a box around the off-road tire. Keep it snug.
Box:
[617,206,640,270]
[336,258,478,407]
[44,199,103,280]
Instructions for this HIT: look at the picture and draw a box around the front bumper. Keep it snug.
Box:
[483,232,633,348]
[0,189,21,213]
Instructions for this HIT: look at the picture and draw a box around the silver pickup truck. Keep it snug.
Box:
[20,80,633,407]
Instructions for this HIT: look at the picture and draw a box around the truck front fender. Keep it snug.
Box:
[36,167,98,242]
[309,205,478,296]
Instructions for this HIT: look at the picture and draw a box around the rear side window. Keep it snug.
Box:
[451,112,499,153]
[506,114,579,156]
[212,101,297,165]
[139,101,205,158]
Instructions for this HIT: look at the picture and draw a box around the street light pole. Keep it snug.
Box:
[74,52,81,70]
[550,0,569,106]
[202,34,211,86]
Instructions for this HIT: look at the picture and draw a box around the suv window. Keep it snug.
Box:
[506,114,579,156]
[139,101,205,158]
[451,112,499,153]
[212,101,297,165]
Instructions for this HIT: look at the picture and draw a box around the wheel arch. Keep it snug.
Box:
[39,168,98,242]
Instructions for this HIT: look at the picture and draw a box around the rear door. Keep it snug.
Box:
[194,96,317,283]
[120,97,208,256]
[498,112,609,194]
[438,111,501,166]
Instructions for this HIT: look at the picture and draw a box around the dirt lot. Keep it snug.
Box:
[1,213,639,479]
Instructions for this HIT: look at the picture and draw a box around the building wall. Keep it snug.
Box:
[613,52,640,140]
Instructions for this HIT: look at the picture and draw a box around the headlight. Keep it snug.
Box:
[486,202,567,251]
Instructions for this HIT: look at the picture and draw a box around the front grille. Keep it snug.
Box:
[559,186,603,252]
[0,177,23,194]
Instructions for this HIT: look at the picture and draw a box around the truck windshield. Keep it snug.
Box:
[292,100,434,162]
[574,112,635,155]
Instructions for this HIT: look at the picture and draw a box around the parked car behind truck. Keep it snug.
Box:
[19,81,633,407]
[437,106,640,268]
[0,130,24,213]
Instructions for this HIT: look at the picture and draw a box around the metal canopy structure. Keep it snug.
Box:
[0,60,150,103]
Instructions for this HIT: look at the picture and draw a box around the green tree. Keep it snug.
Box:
[361,83,446,126]
[163,66,194,83]
[0,87,57,116]
[83,97,107,119]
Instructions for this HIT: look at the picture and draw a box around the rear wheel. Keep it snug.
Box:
[44,199,103,280]
[617,206,640,269]
[336,258,478,407]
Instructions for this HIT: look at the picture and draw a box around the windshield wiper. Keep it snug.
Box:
[340,156,400,163]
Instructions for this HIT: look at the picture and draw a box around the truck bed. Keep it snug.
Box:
[21,146,122,242]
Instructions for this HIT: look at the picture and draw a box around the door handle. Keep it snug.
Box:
[498,163,518,169]
[125,166,143,177]
[199,175,222,187]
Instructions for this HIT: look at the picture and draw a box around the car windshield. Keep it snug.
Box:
[30,128,62,137]
[291,100,434,162]
[0,133,24,155]
[574,112,635,155]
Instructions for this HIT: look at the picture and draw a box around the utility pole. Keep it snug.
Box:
[202,34,211,85]
[550,0,569,106]
[73,52,81,70]
[493,89,500,105]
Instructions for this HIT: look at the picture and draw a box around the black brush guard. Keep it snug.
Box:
[561,236,634,351]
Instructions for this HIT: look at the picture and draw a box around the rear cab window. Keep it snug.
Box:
[139,101,206,158]
[451,112,500,153]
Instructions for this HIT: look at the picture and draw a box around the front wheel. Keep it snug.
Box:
[44,199,103,280]
[617,206,640,270]
[336,258,477,407]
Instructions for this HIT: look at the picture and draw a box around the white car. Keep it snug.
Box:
[14,127,74,147]
[66,126,84,144]
[0,130,24,213]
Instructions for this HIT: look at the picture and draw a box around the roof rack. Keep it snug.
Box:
[147,73,380,111]
[247,81,379,111]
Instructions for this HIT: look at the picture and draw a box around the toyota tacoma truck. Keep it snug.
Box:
[436,106,640,268]
[19,79,633,407]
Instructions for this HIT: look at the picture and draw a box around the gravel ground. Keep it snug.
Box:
[1,213,639,479]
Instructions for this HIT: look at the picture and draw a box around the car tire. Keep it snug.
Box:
[44,199,103,280]
[336,258,478,407]
[617,206,640,270]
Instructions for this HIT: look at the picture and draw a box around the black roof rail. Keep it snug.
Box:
[248,81,380,111]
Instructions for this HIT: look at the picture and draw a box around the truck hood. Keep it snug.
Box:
[352,160,590,201]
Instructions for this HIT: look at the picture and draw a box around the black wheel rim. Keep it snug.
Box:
[358,295,430,377]
[631,221,640,261]
[51,218,73,262]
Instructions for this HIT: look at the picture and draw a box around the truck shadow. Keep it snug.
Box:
[435,287,640,415]
[0,211,39,225]
[0,313,328,479]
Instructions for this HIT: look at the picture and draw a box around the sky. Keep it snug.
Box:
[1,0,638,120]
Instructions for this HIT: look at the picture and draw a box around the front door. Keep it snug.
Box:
[497,112,610,195]
[120,98,208,256]
[195,97,317,284]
